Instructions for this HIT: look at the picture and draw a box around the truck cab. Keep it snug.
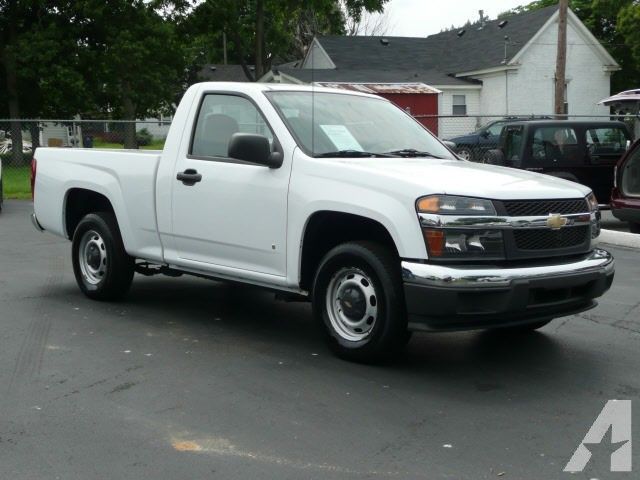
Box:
[489,120,631,206]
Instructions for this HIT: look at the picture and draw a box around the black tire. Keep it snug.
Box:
[72,212,134,300]
[312,241,409,363]
[456,147,474,162]
[629,222,640,234]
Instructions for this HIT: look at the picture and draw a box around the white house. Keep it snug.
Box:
[260,5,619,139]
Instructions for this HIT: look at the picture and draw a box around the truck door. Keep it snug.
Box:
[170,93,289,277]
[585,125,631,203]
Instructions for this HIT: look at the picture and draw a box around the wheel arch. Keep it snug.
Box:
[63,188,117,239]
[298,210,400,292]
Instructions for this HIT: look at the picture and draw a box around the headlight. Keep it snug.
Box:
[417,196,503,260]
[423,229,505,260]
[417,195,496,216]
[586,192,598,212]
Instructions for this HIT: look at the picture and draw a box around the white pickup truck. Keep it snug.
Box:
[32,82,614,362]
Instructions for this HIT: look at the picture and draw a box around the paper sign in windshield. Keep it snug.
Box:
[320,125,363,151]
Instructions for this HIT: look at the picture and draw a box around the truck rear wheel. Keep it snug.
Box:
[312,241,409,363]
[72,212,134,300]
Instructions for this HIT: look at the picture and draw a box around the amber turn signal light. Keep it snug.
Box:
[423,229,445,257]
[417,196,440,213]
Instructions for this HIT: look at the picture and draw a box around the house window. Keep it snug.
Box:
[452,95,467,116]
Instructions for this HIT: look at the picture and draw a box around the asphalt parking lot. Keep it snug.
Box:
[1,199,639,480]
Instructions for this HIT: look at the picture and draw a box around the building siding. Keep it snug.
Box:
[475,16,611,117]
[437,89,481,139]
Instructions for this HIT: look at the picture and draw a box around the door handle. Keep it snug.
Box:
[176,169,202,186]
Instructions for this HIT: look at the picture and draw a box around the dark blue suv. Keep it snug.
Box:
[449,117,549,162]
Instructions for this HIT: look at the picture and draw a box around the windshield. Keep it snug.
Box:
[265,91,455,159]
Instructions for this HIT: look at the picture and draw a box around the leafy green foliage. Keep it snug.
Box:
[136,128,153,146]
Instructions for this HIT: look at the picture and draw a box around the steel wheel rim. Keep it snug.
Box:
[457,149,471,160]
[78,230,107,285]
[326,267,379,342]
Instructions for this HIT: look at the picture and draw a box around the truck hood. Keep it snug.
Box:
[447,134,477,144]
[325,158,592,200]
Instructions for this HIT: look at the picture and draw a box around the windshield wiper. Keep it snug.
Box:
[315,150,395,158]
[385,148,443,158]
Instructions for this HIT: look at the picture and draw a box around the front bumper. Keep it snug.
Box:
[402,249,614,331]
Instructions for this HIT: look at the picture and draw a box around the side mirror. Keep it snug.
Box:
[228,133,283,168]
[626,140,631,150]
[485,149,506,166]
[480,130,491,138]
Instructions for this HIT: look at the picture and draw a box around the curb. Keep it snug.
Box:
[598,229,640,250]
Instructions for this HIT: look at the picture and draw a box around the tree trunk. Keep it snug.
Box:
[254,0,265,80]
[122,93,137,149]
[3,14,24,166]
[29,123,40,151]
[554,0,568,118]
[6,53,23,166]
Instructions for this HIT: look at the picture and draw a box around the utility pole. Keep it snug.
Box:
[554,0,569,118]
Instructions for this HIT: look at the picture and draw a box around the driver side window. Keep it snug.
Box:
[503,126,523,163]
[191,94,274,158]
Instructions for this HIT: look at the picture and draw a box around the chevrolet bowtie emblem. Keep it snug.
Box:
[547,213,568,230]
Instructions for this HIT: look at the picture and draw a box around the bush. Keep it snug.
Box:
[136,128,153,146]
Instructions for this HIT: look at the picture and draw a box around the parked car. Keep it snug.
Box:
[31,82,613,362]
[611,138,640,233]
[448,116,550,162]
[486,120,631,206]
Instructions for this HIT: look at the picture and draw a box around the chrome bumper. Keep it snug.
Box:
[31,213,44,232]
[402,248,614,289]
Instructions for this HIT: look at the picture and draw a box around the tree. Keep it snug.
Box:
[1,1,96,161]
[180,0,389,82]
[615,2,640,91]
[77,0,186,147]
[345,8,392,36]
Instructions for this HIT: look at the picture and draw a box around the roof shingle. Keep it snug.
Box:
[313,5,558,75]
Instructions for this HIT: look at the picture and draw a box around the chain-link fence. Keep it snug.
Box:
[1,114,638,200]
[0,119,169,199]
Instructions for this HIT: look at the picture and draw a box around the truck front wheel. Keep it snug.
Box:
[72,212,134,300]
[312,241,409,363]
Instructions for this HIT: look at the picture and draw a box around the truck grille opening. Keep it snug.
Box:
[513,226,589,250]
[503,199,588,217]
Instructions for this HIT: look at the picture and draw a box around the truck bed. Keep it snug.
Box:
[33,147,165,262]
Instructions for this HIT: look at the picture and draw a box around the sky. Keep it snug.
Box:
[376,0,532,37]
